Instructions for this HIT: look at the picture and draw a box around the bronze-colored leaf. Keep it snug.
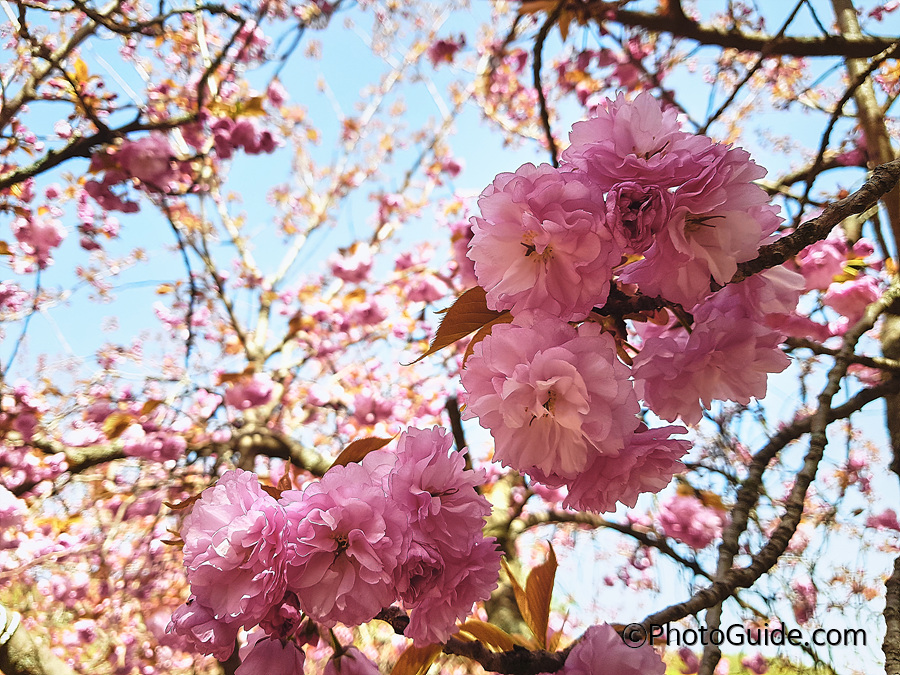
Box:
[500,556,532,635]
[102,411,134,440]
[330,436,394,469]
[390,643,442,675]
[524,544,557,649]
[164,490,207,511]
[456,620,517,652]
[277,468,293,491]
[461,311,513,367]
[0,241,10,256]
[140,399,164,417]
[260,484,282,500]
[410,287,505,364]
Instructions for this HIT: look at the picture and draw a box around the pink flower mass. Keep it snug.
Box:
[468,163,622,321]
[658,494,726,550]
[280,452,406,628]
[461,311,640,483]
[180,470,288,626]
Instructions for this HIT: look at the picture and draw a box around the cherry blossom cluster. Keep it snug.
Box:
[461,92,805,510]
[168,427,500,665]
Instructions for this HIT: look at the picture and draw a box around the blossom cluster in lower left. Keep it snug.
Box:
[167,426,501,667]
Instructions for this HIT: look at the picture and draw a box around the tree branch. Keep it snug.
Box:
[885,554,900,675]
[605,5,898,58]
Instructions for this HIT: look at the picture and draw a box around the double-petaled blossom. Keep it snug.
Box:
[562,91,782,307]
[180,470,288,626]
[468,163,622,321]
[657,494,725,550]
[280,452,407,628]
[461,311,640,484]
[620,143,781,307]
[387,427,501,644]
[235,631,306,675]
[561,424,690,514]
[540,623,665,675]
[562,92,712,192]
[165,597,241,661]
[633,284,791,425]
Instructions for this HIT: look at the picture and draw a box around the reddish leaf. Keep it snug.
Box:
[410,287,505,364]
[330,436,394,469]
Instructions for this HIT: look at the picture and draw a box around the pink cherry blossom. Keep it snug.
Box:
[388,427,491,549]
[180,469,288,625]
[657,494,725,549]
[791,577,817,625]
[236,631,306,675]
[823,275,881,324]
[545,623,665,675]
[0,485,26,529]
[742,652,769,675]
[400,536,501,645]
[633,296,789,425]
[13,215,66,269]
[605,181,672,254]
[165,597,240,660]
[461,311,639,483]
[329,243,374,283]
[867,508,900,531]
[562,92,713,191]
[115,134,177,186]
[621,156,780,307]
[224,374,275,410]
[468,163,622,321]
[280,452,406,627]
[427,36,465,67]
[561,424,689,513]
[795,233,848,291]
[387,427,500,643]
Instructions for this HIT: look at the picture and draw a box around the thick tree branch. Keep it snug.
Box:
[640,282,900,630]
[885,554,900,675]
[732,158,900,283]
[605,5,898,58]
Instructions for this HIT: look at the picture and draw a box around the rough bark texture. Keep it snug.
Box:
[886,555,900,675]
